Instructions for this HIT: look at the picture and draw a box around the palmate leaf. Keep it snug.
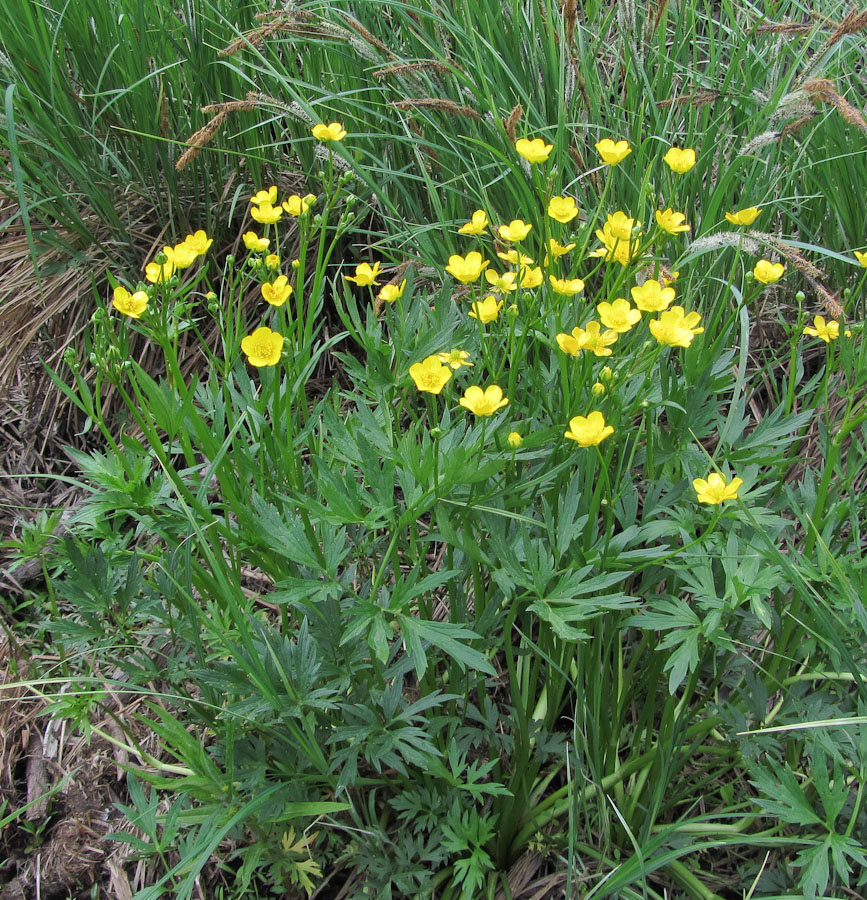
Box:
[398,616,495,678]
[749,758,823,827]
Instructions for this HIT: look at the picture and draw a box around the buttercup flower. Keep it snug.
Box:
[507,431,523,448]
[377,279,407,303]
[519,266,544,289]
[544,238,576,265]
[548,196,579,224]
[171,241,199,269]
[753,260,785,284]
[556,326,585,356]
[802,316,841,343]
[282,193,316,216]
[516,137,553,163]
[498,219,533,242]
[446,251,489,283]
[312,122,346,142]
[345,261,382,287]
[469,295,504,323]
[243,232,270,252]
[631,279,676,312]
[145,250,175,283]
[458,210,489,235]
[725,207,760,226]
[112,286,148,318]
[183,230,213,255]
[485,269,518,293]
[548,275,585,296]
[590,212,642,266]
[459,385,509,416]
[649,306,704,347]
[595,138,632,166]
[265,253,280,269]
[241,326,284,367]
[663,147,696,173]
[261,275,293,307]
[591,382,605,397]
[855,250,867,267]
[597,297,641,333]
[250,201,283,225]
[580,320,618,356]
[437,349,474,369]
[565,411,614,447]
[497,249,534,266]
[409,355,452,394]
[655,208,690,235]
[251,187,278,206]
[693,472,743,505]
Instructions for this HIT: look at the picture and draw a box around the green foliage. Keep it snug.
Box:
[9,0,867,897]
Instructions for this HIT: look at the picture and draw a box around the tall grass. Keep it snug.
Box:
[5,0,867,898]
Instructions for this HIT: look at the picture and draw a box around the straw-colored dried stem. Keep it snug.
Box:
[336,11,397,60]
[656,90,721,108]
[502,104,523,143]
[389,98,482,120]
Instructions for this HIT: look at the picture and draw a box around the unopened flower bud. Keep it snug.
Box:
[591,382,605,397]
[795,290,806,302]
[205,291,217,302]
[291,258,300,270]
[225,254,235,265]
[430,426,444,439]
[506,304,519,318]
[507,431,522,448]
[600,366,613,381]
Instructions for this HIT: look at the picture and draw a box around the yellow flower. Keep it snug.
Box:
[607,211,638,241]
[565,411,614,447]
[497,249,534,266]
[112,286,149,318]
[282,193,316,216]
[595,138,632,166]
[498,219,533,242]
[265,253,280,269]
[544,238,576,265]
[854,250,867,267]
[446,251,489,283]
[547,196,579,224]
[145,250,175,283]
[437,349,474,369]
[519,266,544,289]
[377,279,406,303]
[243,232,270,252]
[261,275,293,307]
[409,355,452,394]
[515,137,553,163]
[459,385,509,416]
[591,382,605,397]
[580,320,618,356]
[802,316,841,343]
[241,326,284,367]
[469,295,504,323]
[485,269,518,293]
[597,297,641,333]
[556,327,585,356]
[345,261,382,286]
[548,275,585,296]
[251,187,278,206]
[590,212,642,266]
[458,210,489,235]
[662,146,696,173]
[183,230,213,255]
[649,306,704,347]
[250,201,283,225]
[507,431,523,448]
[655,208,690,235]
[725,207,760,226]
[631,279,676,312]
[693,472,743,505]
[171,241,199,269]
[753,260,785,284]
[312,122,346,141]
